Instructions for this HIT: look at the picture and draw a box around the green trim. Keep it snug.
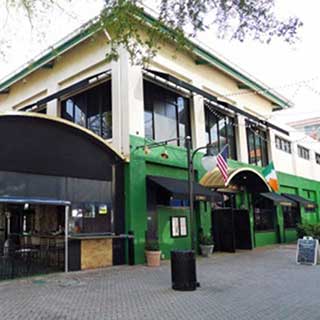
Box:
[0,22,101,92]
[140,11,291,109]
[1,10,291,109]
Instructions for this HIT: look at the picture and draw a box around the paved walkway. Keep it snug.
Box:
[0,245,319,320]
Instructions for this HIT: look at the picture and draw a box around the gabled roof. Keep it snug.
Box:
[0,9,293,109]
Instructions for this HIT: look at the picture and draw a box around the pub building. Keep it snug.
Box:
[0,113,127,279]
[0,10,320,279]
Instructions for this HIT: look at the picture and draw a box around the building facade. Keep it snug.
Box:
[1,12,320,269]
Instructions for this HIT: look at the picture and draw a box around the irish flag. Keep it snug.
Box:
[262,162,279,192]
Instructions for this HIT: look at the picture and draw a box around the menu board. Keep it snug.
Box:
[296,237,318,265]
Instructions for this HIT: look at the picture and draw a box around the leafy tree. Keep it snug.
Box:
[2,0,303,64]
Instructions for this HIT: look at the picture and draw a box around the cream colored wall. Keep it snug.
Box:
[0,32,112,112]
[269,127,320,180]
[150,42,274,117]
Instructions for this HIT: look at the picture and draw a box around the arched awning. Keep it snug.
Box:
[0,112,125,181]
[200,167,271,193]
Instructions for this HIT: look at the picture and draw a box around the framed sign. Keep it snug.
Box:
[180,217,187,236]
[170,216,188,238]
[296,237,318,265]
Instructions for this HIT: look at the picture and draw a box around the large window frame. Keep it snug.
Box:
[275,135,292,154]
[246,121,269,167]
[254,196,275,232]
[298,145,310,160]
[283,206,300,229]
[61,80,112,139]
[143,80,191,147]
[204,103,237,160]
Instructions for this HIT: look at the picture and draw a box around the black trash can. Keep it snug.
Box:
[171,250,197,291]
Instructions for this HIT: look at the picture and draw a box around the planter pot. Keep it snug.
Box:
[145,250,161,267]
[200,244,214,257]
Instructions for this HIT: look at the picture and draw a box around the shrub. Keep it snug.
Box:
[145,240,160,251]
[297,223,320,239]
[199,234,214,245]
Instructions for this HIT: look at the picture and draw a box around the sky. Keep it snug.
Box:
[0,0,319,123]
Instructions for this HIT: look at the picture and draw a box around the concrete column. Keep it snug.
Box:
[236,115,249,163]
[191,94,206,149]
[268,129,275,164]
[111,57,123,153]
[291,142,298,176]
[111,47,144,156]
[46,84,59,116]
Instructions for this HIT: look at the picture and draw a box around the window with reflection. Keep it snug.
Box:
[61,81,112,139]
[143,80,191,146]
[246,122,268,166]
[283,206,300,228]
[254,195,275,231]
[204,104,237,159]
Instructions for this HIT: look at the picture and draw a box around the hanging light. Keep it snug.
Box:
[143,145,151,155]
[161,148,169,159]
[201,144,217,172]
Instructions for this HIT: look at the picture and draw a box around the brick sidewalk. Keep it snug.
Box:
[0,245,319,320]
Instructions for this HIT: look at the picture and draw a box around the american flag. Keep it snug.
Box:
[217,145,229,182]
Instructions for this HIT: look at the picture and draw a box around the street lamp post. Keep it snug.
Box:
[185,136,216,251]
[136,136,217,252]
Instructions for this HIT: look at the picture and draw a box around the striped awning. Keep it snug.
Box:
[200,167,271,192]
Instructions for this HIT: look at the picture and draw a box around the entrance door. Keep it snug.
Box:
[212,209,235,253]
[212,208,252,252]
[233,209,252,250]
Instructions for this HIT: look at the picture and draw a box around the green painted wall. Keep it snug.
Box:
[255,232,278,247]
[284,229,297,243]
[126,134,320,263]
[157,206,191,259]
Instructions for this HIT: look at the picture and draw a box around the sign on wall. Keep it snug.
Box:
[296,237,319,266]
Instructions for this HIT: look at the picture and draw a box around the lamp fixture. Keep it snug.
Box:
[201,144,217,172]
[143,145,151,155]
[160,148,169,159]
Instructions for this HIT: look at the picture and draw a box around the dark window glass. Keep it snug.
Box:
[204,104,237,159]
[316,153,320,165]
[144,101,154,140]
[143,81,190,146]
[246,122,268,166]
[254,195,274,231]
[298,145,310,160]
[61,81,112,139]
[283,206,300,228]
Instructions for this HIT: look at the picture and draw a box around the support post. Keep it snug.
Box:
[186,136,195,250]
[65,205,69,273]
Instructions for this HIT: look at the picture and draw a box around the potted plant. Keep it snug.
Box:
[145,240,161,267]
[199,234,214,257]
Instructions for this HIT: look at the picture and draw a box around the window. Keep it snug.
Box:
[61,81,112,139]
[254,196,274,231]
[283,206,300,228]
[298,145,310,160]
[275,136,292,153]
[246,122,268,166]
[170,216,188,237]
[204,104,237,159]
[144,80,191,146]
[316,153,320,165]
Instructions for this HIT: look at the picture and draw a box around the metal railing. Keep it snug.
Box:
[0,237,64,281]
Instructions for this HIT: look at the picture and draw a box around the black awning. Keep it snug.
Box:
[0,196,70,206]
[260,192,297,207]
[282,193,317,210]
[147,175,220,201]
